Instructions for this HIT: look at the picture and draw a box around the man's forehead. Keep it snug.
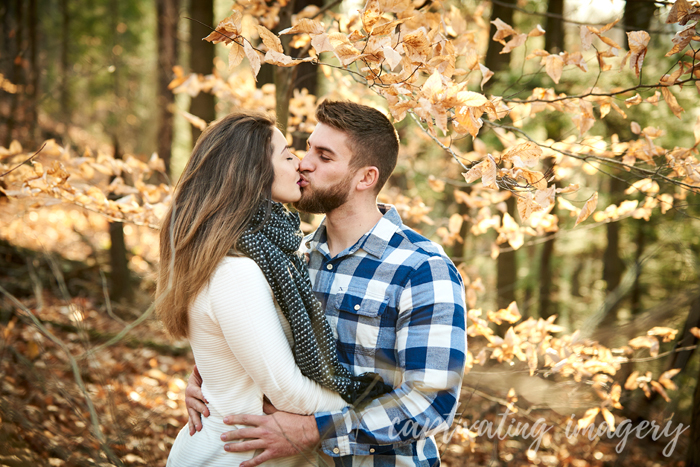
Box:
[308,123,350,150]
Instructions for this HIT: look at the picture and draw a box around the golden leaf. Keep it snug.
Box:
[279,18,325,36]
[528,24,545,37]
[243,41,262,78]
[256,25,284,53]
[491,18,516,44]
[647,326,678,342]
[628,335,659,357]
[661,87,684,119]
[204,11,243,45]
[311,33,335,55]
[650,381,671,402]
[625,93,642,107]
[610,383,623,409]
[427,175,445,192]
[228,43,245,71]
[631,121,641,134]
[501,33,527,54]
[666,0,690,24]
[625,371,639,390]
[382,45,402,71]
[658,368,681,391]
[557,183,580,194]
[180,110,207,131]
[543,55,564,84]
[361,0,382,33]
[578,408,599,429]
[581,26,594,51]
[626,31,650,78]
[502,141,542,167]
[575,192,598,226]
[479,64,494,90]
[690,327,700,339]
[601,407,616,432]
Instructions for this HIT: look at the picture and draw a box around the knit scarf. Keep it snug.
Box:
[235,201,393,404]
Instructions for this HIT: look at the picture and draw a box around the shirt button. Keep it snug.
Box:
[326,264,333,270]
[354,304,361,311]
[333,448,340,454]
[370,448,375,453]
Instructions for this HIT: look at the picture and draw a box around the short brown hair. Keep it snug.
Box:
[156,112,276,338]
[316,100,399,193]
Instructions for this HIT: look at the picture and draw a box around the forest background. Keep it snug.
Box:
[1,0,700,465]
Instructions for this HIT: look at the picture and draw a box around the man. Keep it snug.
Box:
[185,100,467,466]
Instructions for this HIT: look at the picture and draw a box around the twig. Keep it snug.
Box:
[0,143,46,178]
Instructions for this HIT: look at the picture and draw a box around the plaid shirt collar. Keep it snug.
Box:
[305,203,400,260]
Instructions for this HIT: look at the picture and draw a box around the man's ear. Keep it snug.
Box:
[355,166,379,192]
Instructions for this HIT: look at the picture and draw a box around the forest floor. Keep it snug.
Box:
[0,198,690,466]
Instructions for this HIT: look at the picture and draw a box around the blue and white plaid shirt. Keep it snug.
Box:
[304,204,467,467]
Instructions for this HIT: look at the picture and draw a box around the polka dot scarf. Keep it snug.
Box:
[235,201,392,404]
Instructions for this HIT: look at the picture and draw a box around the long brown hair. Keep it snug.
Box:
[156,112,276,338]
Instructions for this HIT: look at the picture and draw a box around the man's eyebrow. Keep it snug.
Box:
[309,141,336,156]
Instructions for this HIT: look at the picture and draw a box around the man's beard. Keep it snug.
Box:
[293,175,353,214]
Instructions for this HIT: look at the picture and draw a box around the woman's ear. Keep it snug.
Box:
[355,166,379,192]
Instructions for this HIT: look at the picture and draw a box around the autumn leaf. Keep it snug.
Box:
[382,46,402,70]
[601,407,616,432]
[575,192,598,226]
[578,408,599,429]
[228,43,245,71]
[528,24,545,37]
[500,33,527,54]
[479,64,494,90]
[491,18,517,44]
[256,25,284,53]
[180,110,207,131]
[658,368,681,391]
[625,93,642,107]
[628,335,659,357]
[204,11,243,44]
[625,371,640,390]
[279,18,325,36]
[691,327,700,338]
[650,381,671,402]
[543,54,564,84]
[666,0,690,24]
[243,41,261,78]
[661,87,684,119]
[625,31,650,78]
[502,141,542,167]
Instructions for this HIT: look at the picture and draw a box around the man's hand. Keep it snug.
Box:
[185,365,210,435]
[221,412,320,467]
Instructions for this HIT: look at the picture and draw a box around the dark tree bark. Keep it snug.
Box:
[6,0,25,146]
[156,0,180,176]
[544,0,565,54]
[600,175,626,326]
[623,0,657,36]
[108,138,133,302]
[630,220,646,315]
[27,0,38,142]
[59,0,70,132]
[188,0,215,144]
[497,196,518,322]
[484,0,516,77]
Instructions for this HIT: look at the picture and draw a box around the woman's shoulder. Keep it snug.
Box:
[210,256,267,288]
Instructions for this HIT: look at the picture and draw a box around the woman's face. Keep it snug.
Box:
[270,128,302,204]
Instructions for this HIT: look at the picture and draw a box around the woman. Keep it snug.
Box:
[157,112,388,466]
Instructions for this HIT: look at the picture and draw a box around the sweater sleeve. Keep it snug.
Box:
[208,257,347,415]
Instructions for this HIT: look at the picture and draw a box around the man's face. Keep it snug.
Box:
[294,123,357,214]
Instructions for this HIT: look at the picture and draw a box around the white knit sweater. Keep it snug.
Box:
[167,256,348,467]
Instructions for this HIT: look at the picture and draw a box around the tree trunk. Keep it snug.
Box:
[6,0,25,146]
[544,0,565,54]
[600,175,626,326]
[27,0,38,143]
[108,138,132,302]
[60,0,70,133]
[497,196,518,323]
[188,0,215,145]
[484,0,515,79]
[156,0,180,176]
[630,220,646,315]
[684,295,700,466]
[623,0,657,36]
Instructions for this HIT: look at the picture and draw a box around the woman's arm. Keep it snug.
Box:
[208,258,347,414]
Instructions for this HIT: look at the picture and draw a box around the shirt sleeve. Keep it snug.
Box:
[314,255,467,456]
[209,258,347,415]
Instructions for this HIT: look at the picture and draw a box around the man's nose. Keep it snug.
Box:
[298,155,313,172]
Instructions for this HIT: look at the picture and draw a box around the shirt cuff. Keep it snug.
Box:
[315,410,353,457]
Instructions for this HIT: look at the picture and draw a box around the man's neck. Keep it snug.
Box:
[323,200,383,258]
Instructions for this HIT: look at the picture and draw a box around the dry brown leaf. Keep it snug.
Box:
[180,110,207,131]
[631,121,641,134]
[575,192,598,226]
[228,43,245,71]
[628,335,659,357]
[625,93,642,107]
[279,18,325,36]
[658,368,681,391]
[528,24,546,37]
[691,327,700,338]
[543,55,564,84]
[661,87,684,119]
[502,141,542,167]
[650,381,671,402]
[601,407,616,432]
[626,31,650,77]
[500,33,527,54]
[667,0,690,23]
[257,25,284,53]
[625,371,640,390]
[243,41,261,78]
[479,64,494,90]
[647,326,678,342]
[578,408,599,429]
[491,18,516,44]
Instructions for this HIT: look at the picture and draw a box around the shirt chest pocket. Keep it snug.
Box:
[333,287,389,354]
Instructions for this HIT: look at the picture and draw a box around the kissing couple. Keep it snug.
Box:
[157,100,467,466]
